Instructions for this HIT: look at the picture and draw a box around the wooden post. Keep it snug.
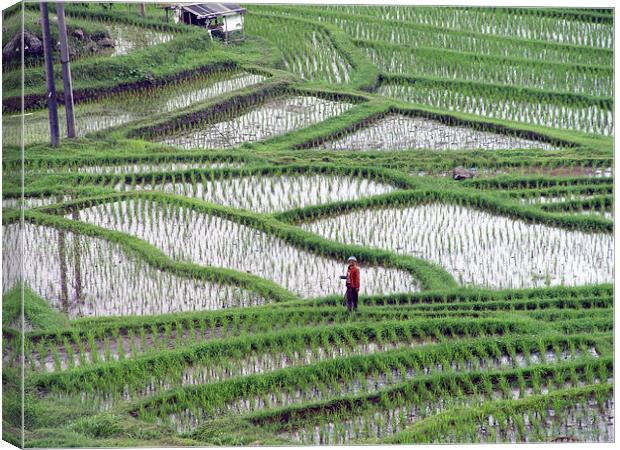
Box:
[55,3,76,138]
[40,2,60,147]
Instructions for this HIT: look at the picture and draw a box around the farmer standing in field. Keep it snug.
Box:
[345,256,360,311]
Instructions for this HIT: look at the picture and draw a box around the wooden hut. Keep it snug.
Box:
[160,3,246,43]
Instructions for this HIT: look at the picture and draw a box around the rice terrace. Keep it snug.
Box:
[0,1,615,447]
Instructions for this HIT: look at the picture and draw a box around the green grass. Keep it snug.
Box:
[3,284,70,331]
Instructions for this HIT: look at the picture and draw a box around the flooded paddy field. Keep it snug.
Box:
[3,3,613,448]
[155,95,353,149]
[43,161,242,174]
[2,71,266,146]
[301,203,613,288]
[72,199,419,297]
[378,83,613,136]
[102,23,174,57]
[317,114,558,151]
[283,373,612,445]
[159,345,601,434]
[115,173,395,213]
[2,223,266,318]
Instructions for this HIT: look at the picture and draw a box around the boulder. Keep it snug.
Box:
[72,28,85,40]
[452,166,475,180]
[2,30,43,61]
[96,37,115,48]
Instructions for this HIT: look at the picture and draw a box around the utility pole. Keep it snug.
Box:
[40,2,60,147]
[55,2,75,138]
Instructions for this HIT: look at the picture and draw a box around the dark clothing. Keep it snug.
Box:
[346,286,358,311]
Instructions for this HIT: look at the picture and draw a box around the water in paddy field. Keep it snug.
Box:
[162,346,598,434]
[156,96,353,149]
[318,114,559,151]
[38,161,241,175]
[2,223,266,318]
[378,84,614,136]
[2,72,266,146]
[2,195,71,210]
[302,203,613,288]
[103,23,174,57]
[73,199,419,298]
[115,173,393,213]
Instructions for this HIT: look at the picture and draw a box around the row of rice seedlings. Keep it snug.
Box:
[2,195,72,210]
[433,389,614,443]
[20,307,429,372]
[72,198,418,298]
[245,13,352,84]
[114,172,395,213]
[35,318,532,406]
[2,69,265,146]
[155,95,353,150]
[539,197,613,220]
[254,5,612,66]
[23,302,607,373]
[378,82,612,136]
[47,161,241,175]
[362,45,611,97]
[289,282,613,309]
[381,296,613,317]
[387,384,612,443]
[311,5,614,48]
[140,334,604,433]
[261,357,612,444]
[502,183,613,199]
[463,175,613,190]
[410,164,611,180]
[301,202,613,288]
[316,114,557,152]
[2,223,266,319]
[510,166,612,178]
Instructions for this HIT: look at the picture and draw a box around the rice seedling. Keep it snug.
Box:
[2,70,266,146]
[245,13,352,84]
[3,3,613,447]
[156,95,353,150]
[378,81,613,136]
[115,173,396,213]
[317,114,558,151]
[2,223,266,318]
[71,198,418,297]
[301,202,613,288]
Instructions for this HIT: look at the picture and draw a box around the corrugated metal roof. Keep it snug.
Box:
[175,3,246,18]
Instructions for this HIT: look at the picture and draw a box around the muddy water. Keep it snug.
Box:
[317,114,558,151]
[2,72,266,146]
[2,223,266,318]
[156,96,353,149]
[301,203,613,288]
[115,173,395,213]
[72,199,418,298]
[103,24,174,57]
